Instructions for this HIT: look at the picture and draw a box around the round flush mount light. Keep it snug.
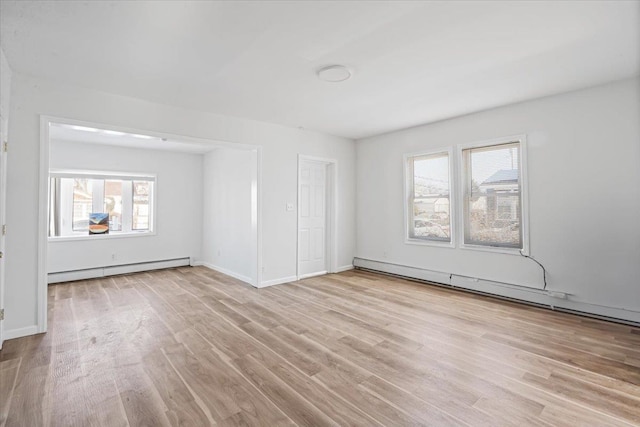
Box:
[102,129,127,137]
[317,65,352,82]
[131,133,155,140]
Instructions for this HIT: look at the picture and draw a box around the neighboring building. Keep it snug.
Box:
[479,169,520,224]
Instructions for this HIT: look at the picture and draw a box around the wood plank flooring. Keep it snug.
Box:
[1,266,639,426]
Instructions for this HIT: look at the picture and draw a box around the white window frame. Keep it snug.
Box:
[48,169,157,242]
[456,135,529,255]
[403,147,455,248]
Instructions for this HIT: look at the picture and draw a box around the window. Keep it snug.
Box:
[404,136,528,253]
[461,139,526,251]
[406,150,453,244]
[49,171,155,238]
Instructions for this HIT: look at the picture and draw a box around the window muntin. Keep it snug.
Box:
[407,151,452,243]
[462,141,522,249]
[49,171,154,238]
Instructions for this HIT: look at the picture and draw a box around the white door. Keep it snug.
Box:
[298,159,327,278]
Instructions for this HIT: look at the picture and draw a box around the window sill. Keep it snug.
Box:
[405,238,455,248]
[459,243,528,256]
[48,231,156,243]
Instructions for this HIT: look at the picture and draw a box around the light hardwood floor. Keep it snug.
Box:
[1,267,639,426]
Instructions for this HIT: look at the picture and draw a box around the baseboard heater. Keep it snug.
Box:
[48,257,191,284]
[353,257,640,327]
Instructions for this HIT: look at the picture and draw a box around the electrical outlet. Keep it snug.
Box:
[286,202,295,212]
[111,253,117,261]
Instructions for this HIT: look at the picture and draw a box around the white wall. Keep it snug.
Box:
[4,73,356,335]
[48,139,203,273]
[356,77,640,322]
[0,48,11,128]
[200,147,257,285]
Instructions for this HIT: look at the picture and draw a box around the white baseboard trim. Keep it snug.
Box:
[298,271,328,280]
[354,257,640,326]
[48,257,191,284]
[334,264,354,273]
[258,266,353,288]
[193,261,255,287]
[259,275,298,288]
[4,325,39,341]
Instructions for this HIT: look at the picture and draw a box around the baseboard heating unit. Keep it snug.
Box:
[48,257,191,284]
[353,257,640,327]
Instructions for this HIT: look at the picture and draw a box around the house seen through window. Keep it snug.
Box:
[462,141,523,249]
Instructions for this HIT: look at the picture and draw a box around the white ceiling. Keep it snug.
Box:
[2,1,639,140]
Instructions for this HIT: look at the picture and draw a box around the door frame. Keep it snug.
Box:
[296,154,337,280]
[0,122,6,348]
[38,115,263,334]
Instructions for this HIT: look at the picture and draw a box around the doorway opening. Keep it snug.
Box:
[38,116,262,334]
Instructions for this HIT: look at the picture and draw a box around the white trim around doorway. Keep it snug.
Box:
[37,115,263,335]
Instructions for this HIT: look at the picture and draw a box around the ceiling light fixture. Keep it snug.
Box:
[317,65,352,83]
[131,133,155,140]
[102,130,127,136]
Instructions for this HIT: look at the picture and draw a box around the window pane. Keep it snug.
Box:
[410,153,451,241]
[132,181,151,231]
[72,178,93,232]
[464,142,521,248]
[104,180,123,231]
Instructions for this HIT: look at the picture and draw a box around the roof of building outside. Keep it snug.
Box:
[482,169,519,185]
